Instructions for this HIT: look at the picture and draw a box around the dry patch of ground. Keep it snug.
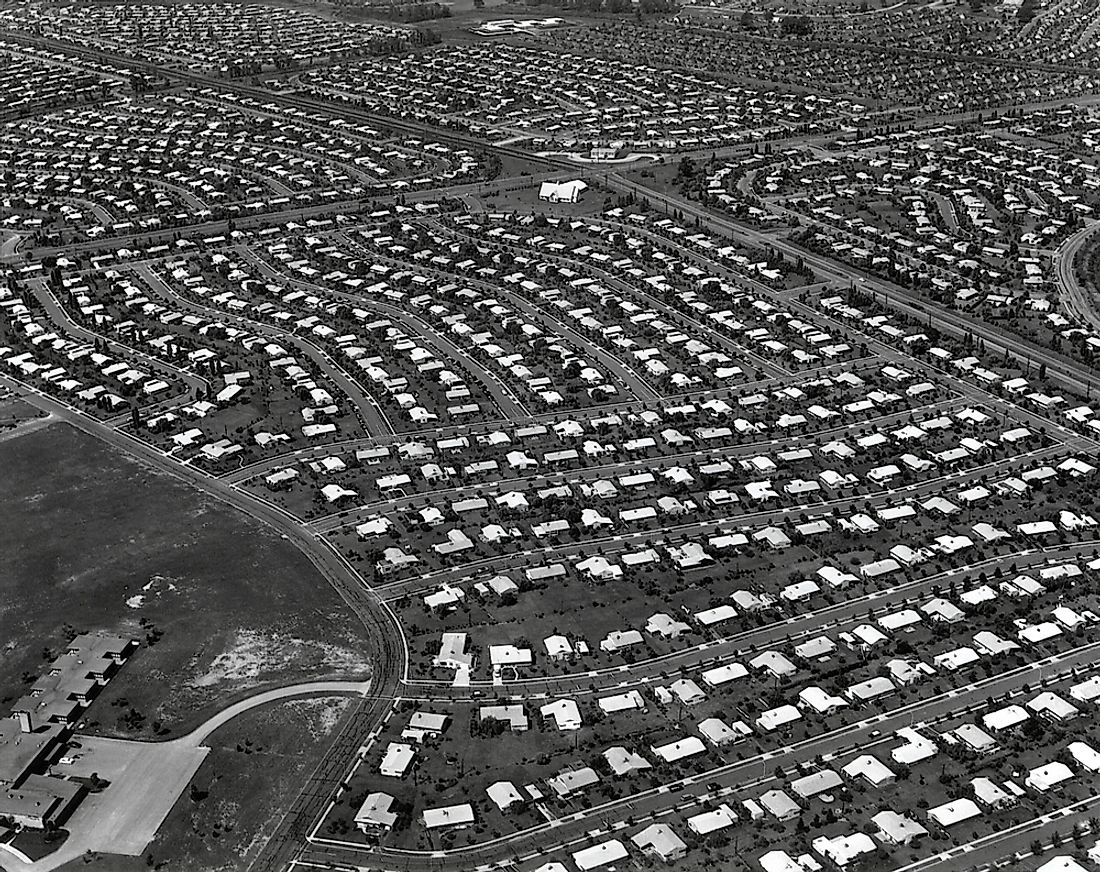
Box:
[0,423,374,739]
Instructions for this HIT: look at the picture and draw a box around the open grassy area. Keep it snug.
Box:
[0,421,372,739]
[0,391,46,432]
[55,695,354,872]
[8,827,70,862]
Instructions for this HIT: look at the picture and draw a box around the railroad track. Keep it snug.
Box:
[249,579,403,872]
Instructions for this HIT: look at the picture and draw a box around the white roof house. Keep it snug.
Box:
[422,803,474,830]
[379,742,415,778]
[1035,858,1091,872]
[878,608,922,632]
[759,789,800,821]
[1027,692,1079,722]
[759,851,823,872]
[794,636,836,660]
[927,797,981,828]
[872,810,927,845]
[670,678,706,705]
[811,833,876,868]
[434,632,473,671]
[479,704,528,731]
[603,746,652,777]
[698,717,750,747]
[540,179,588,204]
[973,630,1019,657]
[687,803,738,835]
[408,711,449,735]
[791,769,843,799]
[600,629,644,652]
[354,792,398,832]
[544,634,573,660]
[798,686,848,715]
[1025,761,1074,792]
[631,823,687,862]
[971,777,1015,809]
[572,839,628,872]
[1070,675,1100,704]
[892,727,937,766]
[757,704,802,732]
[982,704,1030,732]
[1068,741,1100,772]
[702,662,749,687]
[750,650,797,677]
[651,736,707,763]
[933,647,980,671]
[952,723,996,753]
[598,690,646,714]
[490,644,533,667]
[541,699,582,731]
[486,781,525,812]
[846,676,895,702]
[548,767,600,798]
[645,613,690,638]
[842,754,895,787]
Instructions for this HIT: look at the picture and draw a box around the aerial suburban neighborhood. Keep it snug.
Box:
[2,0,1100,870]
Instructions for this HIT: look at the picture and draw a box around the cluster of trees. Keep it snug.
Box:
[780,14,814,35]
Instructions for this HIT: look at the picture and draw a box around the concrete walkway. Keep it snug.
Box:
[0,680,372,872]
[176,679,372,748]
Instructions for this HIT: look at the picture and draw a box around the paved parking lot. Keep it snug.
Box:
[52,736,208,858]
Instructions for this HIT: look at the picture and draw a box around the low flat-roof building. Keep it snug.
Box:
[0,774,82,830]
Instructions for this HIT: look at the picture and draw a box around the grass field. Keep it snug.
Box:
[0,421,372,739]
[55,695,355,872]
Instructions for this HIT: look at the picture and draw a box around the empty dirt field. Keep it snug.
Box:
[0,421,373,739]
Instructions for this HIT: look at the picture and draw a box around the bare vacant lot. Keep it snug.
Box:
[0,422,372,738]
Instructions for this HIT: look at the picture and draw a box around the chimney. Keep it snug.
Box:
[16,711,33,733]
